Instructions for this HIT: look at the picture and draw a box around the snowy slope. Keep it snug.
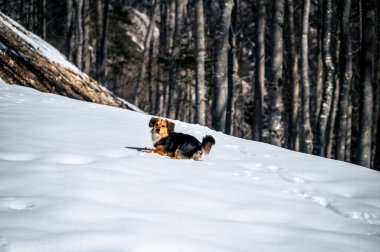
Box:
[0,79,380,252]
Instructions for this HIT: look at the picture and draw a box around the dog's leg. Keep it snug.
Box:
[192,150,203,161]
[141,148,156,153]
[173,149,185,159]
[141,145,168,156]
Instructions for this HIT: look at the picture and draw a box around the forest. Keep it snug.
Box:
[0,0,379,170]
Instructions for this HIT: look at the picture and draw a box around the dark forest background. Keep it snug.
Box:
[0,0,379,170]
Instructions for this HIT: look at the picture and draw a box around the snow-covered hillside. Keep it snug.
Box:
[0,79,380,252]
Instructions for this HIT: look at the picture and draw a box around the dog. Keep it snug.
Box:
[142,117,215,161]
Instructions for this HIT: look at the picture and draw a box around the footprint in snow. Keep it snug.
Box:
[223,144,240,150]
[366,230,380,237]
[15,99,26,104]
[239,161,280,173]
[263,153,277,159]
[290,189,380,226]
[238,147,256,156]
[44,153,97,165]
[0,237,10,252]
[223,145,256,156]
[0,198,36,211]
[276,170,310,184]
[235,162,283,181]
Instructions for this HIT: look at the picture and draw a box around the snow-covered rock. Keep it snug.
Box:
[0,12,137,112]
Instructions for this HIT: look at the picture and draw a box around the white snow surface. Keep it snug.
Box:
[1,80,380,252]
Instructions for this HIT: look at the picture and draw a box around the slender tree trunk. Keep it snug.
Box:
[155,0,167,116]
[167,0,175,53]
[167,0,184,119]
[345,94,352,161]
[268,0,285,146]
[300,0,313,153]
[98,0,109,84]
[82,0,90,74]
[75,0,83,69]
[195,0,206,125]
[212,0,234,132]
[20,0,24,27]
[37,0,46,39]
[326,41,340,159]
[253,0,265,141]
[285,0,300,151]
[375,5,380,169]
[311,0,324,130]
[326,11,341,158]
[33,0,37,31]
[134,0,158,107]
[375,109,380,170]
[149,36,157,115]
[65,0,74,61]
[313,0,335,156]
[337,0,353,160]
[226,0,238,135]
[42,0,46,38]
[357,0,375,167]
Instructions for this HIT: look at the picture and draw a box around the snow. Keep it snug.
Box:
[1,79,380,252]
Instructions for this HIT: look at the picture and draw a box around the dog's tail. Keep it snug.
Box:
[201,135,216,155]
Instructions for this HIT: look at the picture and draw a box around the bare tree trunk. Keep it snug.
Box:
[311,0,324,130]
[313,0,335,156]
[134,0,158,107]
[375,6,380,169]
[155,0,167,116]
[167,0,185,119]
[194,0,206,125]
[98,0,109,84]
[65,0,74,61]
[82,0,90,74]
[345,94,352,161]
[253,0,265,141]
[337,0,353,160]
[37,0,46,39]
[20,0,25,27]
[212,0,234,132]
[268,0,285,146]
[357,0,375,167]
[285,0,300,151]
[226,0,238,135]
[326,43,340,159]
[75,0,83,69]
[375,109,380,170]
[167,0,175,53]
[42,0,46,38]
[300,0,313,153]
[149,36,157,115]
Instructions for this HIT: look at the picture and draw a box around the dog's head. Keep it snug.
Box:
[149,117,175,142]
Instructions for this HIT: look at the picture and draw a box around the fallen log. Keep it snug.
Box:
[0,12,135,111]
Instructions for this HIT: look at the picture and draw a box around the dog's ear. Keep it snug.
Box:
[166,120,175,132]
[149,117,159,127]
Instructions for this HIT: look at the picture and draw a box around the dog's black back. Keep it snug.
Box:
[155,132,202,158]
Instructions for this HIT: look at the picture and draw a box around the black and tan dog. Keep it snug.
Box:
[142,117,215,160]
